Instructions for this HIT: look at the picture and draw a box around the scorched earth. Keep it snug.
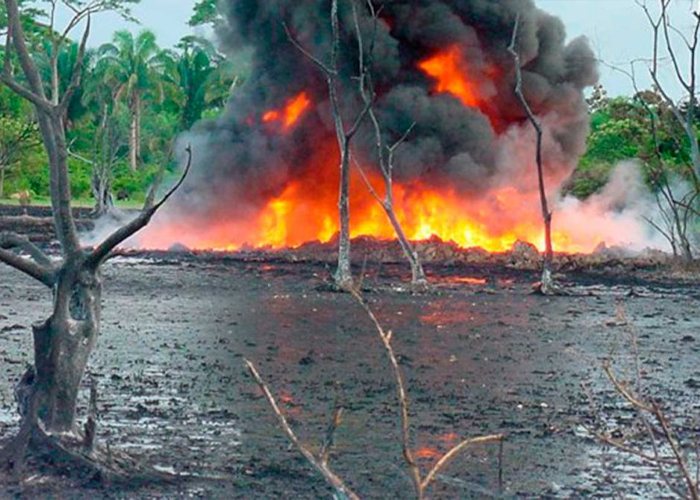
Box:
[1,251,699,499]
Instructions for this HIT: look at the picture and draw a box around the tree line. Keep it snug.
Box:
[0,1,235,211]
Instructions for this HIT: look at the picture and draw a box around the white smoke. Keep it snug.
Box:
[555,161,671,253]
[79,209,137,248]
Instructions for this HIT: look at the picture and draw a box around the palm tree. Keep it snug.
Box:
[165,36,235,130]
[97,30,164,171]
[35,40,91,128]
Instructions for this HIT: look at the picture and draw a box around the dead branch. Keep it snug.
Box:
[588,304,700,499]
[244,359,360,500]
[85,145,192,268]
[602,361,654,413]
[508,15,555,293]
[320,383,344,467]
[246,285,503,499]
[349,289,503,498]
[0,233,55,286]
[0,232,53,268]
[421,434,505,492]
[350,1,427,287]
[57,14,91,116]
[349,289,421,495]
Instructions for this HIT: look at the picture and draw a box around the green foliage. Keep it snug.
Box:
[111,161,160,200]
[570,89,700,199]
[0,0,240,205]
[97,29,165,105]
[189,0,219,26]
[163,36,235,129]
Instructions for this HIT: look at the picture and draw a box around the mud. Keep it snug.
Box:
[1,253,699,499]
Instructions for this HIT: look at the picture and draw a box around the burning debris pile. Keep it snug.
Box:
[136,0,654,254]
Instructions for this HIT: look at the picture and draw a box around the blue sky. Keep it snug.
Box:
[72,0,697,97]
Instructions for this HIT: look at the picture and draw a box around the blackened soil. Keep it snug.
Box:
[1,257,699,499]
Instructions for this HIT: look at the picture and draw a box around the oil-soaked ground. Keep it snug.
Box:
[1,256,699,499]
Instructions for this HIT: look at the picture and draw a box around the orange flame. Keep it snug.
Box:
[283,92,311,128]
[418,46,479,108]
[415,447,441,460]
[262,110,280,123]
[140,136,604,254]
[262,92,312,130]
[137,60,607,254]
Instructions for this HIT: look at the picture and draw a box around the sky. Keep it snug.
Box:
[63,0,699,98]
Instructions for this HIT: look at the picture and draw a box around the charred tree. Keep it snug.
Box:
[0,0,190,480]
[286,0,371,291]
[508,17,556,295]
[355,123,428,289]
[351,1,428,290]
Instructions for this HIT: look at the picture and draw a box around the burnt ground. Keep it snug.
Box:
[1,252,700,499]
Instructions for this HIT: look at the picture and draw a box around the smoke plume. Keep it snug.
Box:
[139,0,617,252]
[178,0,596,211]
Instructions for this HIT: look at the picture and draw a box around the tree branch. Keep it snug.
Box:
[58,13,91,116]
[4,0,49,99]
[0,232,54,268]
[0,241,55,287]
[244,359,360,500]
[85,145,192,268]
[349,289,422,496]
[283,22,334,76]
[0,72,53,111]
[421,434,505,491]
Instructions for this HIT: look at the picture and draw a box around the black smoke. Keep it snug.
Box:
[176,0,598,219]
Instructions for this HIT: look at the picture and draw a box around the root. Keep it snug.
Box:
[532,267,567,296]
[0,423,31,477]
[0,424,175,487]
[410,278,431,293]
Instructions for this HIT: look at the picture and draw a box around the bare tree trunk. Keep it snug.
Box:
[134,93,141,166]
[335,141,353,288]
[30,267,101,433]
[129,94,140,172]
[509,17,556,295]
[347,2,428,290]
[0,0,192,477]
[285,0,372,291]
[0,167,5,199]
[129,115,137,172]
[385,208,427,285]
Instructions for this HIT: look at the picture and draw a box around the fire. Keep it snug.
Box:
[138,68,604,254]
[140,137,606,254]
[418,46,504,130]
[418,46,480,108]
[262,92,311,129]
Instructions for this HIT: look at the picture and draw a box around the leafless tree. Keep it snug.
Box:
[245,289,504,499]
[67,103,126,217]
[350,0,428,289]
[584,305,699,499]
[508,16,556,294]
[285,0,371,291]
[634,0,700,260]
[0,0,189,480]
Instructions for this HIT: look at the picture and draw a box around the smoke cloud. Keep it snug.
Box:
[173,0,598,218]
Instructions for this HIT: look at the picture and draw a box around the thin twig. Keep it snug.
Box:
[244,359,360,500]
